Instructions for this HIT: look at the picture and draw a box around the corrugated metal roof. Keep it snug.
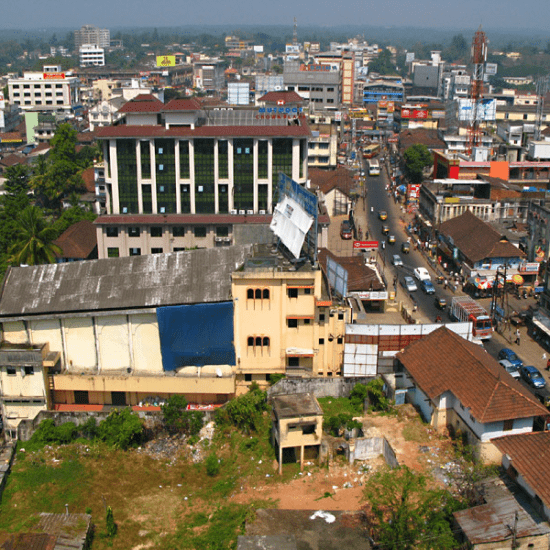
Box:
[0,246,254,318]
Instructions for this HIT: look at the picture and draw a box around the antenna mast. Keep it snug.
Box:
[293,17,298,45]
[535,76,549,142]
[467,26,488,156]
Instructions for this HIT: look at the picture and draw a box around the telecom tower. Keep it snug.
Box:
[293,17,298,46]
[534,76,549,142]
[467,26,488,155]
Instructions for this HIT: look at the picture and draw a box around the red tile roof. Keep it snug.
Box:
[53,220,97,259]
[492,432,550,509]
[118,94,164,113]
[309,167,356,197]
[258,91,304,103]
[164,98,202,111]
[396,327,547,423]
[439,210,526,264]
[0,153,27,168]
[95,124,310,139]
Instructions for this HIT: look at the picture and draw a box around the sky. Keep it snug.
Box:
[1,0,549,31]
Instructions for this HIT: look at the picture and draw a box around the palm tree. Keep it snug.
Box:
[8,206,62,266]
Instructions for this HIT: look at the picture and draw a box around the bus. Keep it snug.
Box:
[368,159,381,176]
[363,143,381,159]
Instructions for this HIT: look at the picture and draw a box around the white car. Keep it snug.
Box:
[392,254,403,266]
[413,267,431,281]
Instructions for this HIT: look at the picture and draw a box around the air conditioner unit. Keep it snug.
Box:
[259,209,266,215]
[247,209,254,215]
[159,207,166,213]
[238,210,246,215]
[230,209,238,215]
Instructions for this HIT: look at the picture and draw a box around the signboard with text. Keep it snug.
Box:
[43,73,65,79]
[353,241,379,250]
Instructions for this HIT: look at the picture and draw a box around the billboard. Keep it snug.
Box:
[485,63,498,76]
[326,257,348,298]
[43,73,65,79]
[270,196,313,259]
[458,98,496,122]
[156,55,175,67]
[405,52,415,63]
[401,108,428,119]
[353,241,379,250]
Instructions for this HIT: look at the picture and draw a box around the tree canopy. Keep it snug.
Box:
[403,144,433,184]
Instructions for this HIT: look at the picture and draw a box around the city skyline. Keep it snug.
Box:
[1,0,549,32]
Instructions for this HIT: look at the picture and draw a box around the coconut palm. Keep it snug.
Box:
[8,206,61,266]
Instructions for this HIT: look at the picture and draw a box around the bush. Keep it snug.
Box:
[349,383,368,413]
[161,395,203,436]
[205,452,220,477]
[324,413,359,437]
[365,379,393,412]
[105,506,117,538]
[268,373,285,386]
[215,389,267,434]
[96,408,144,450]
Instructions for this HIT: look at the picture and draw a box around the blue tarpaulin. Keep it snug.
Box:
[156,302,236,371]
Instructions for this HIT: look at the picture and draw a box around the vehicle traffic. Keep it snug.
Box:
[420,280,436,295]
[378,210,388,221]
[381,225,390,235]
[435,296,447,310]
[368,159,381,176]
[498,359,520,379]
[340,220,352,239]
[392,254,403,266]
[413,267,430,281]
[401,242,410,254]
[388,235,396,244]
[363,142,381,159]
[403,276,417,292]
[449,296,493,341]
[519,365,546,388]
[497,348,523,369]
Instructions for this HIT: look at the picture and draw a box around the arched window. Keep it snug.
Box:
[263,289,270,299]
[247,288,254,299]
[255,289,262,299]
[247,337,254,346]
[255,337,262,347]
[262,337,270,347]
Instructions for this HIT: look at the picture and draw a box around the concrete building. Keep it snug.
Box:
[79,44,105,67]
[94,93,312,258]
[74,25,110,50]
[8,66,80,113]
[193,59,225,93]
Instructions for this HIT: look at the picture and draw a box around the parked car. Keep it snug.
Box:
[381,225,390,235]
[534,387,550,408]
[401,242,411,254]
[498,359,520,379]
[434,296,447,310]
[497,348,523,370]
[388,235,396,244]
[379,210,388,221]
[413,267,430,281]
[402,276,417,292]
[519,365,547,388]
[340,220,352,239]
[392,254,403,267]
[420,280,436,295]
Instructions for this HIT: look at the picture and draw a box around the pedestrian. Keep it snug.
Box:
[547,358,550,371]
[515,328,521,346]
[371,206,374,213]
[444,279,448,290]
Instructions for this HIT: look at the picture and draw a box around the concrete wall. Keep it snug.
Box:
[268,376,374,399]
[349,436,398,468]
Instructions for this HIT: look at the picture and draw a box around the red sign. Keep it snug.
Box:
[43,72,65,79]
[354,240,379,249]
[408,184,421,199]
[401,108,428,119]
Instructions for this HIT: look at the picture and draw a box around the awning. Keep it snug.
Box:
[286,348,315,357]
[287,285,315,289]
[286,315,315,320]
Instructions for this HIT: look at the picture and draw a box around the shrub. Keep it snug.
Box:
[105,506,117,538]
[96,408,144,450]
[205,452,220,477]
[349,383,368,413]
[268,373,285,386]
[324,413,358,437]
[161,395,203,436]
[215,389,267,434]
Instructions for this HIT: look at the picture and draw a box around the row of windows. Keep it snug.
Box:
[12,83,64,89]
[108,247,193,257]
[106,226,229,238]
[247,288,270,300]
[13,100,65,105]
[5,366,34,375]
[247,336,270,348]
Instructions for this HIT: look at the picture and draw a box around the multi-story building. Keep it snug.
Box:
[94,93,312,258]
[79,44,105,67]
[193,59,225,93]
[8,66,80,114]
[362,77,404,105]
[74,25,110,50]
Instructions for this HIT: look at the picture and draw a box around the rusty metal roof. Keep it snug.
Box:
[0,245,254,318]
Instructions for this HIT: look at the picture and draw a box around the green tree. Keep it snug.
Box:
[49,123,78,165]
[403,144,433,184]
[96,408,144,450]
[369,49,396,75]
[215,388,267,434]
[51,205,97,238]
[161,395,203,436]
[363,466,460,550]
[3,164,31,196]
[8,206,61,266]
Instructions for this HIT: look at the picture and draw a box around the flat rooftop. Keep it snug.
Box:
[271,393,323,418]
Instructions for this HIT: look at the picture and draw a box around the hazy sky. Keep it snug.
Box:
[1,0,549,31]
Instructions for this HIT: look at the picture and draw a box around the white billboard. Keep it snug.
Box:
[457,98,496,122]
[270,196,313,258]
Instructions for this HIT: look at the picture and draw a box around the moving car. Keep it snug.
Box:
[519,365,547,388]
[497,348,523,370]
[413,267,430,281]
[420,280,436,295]
[402,276,417,292]
[498,359,520,379]
[434,296,447,310]
[388,235,396,244]
[381,225,390,235]
[340,220,352,239]
[401,242,411,254]
[379,210,388,221]
[392,254,403,267]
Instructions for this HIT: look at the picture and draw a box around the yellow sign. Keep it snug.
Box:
[156,55,176,67]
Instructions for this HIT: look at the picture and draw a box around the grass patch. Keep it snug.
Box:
[318,396,360,417]
[402,419,431,443]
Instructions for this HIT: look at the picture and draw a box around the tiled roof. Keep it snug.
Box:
[318,248,384,291]
[396,326,547,423]
[95,124,310,139]
[0,153,27,168]
[53,220,97,260]
[309,167,355,197]
[80,166,95,193]
[163,98,202,111]
[258,91,304,103]
[492,432,550,509]
[118,94,164,113]
[439,210,526,263]
[398,128,446,150]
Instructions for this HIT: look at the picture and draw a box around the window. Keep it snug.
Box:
[337,337,343,344]
[503,419,514,431]
[319,313,325,322]
[107,248,119,258]
[263,289,269,299]
[74,390,89,405]
[304,319,311,325]
[287,319,298,328]
[194,226,207,238]
[216,226,229,237]
[304,288,311,295]
[288,288,298,298]
[129,248,141,256]
[173,226,185,237]
[105,227,118,237]
[151,248,163,254]
[247,289,254,299]
[6,367,16,376]
[338,312,344,320]
[244,373,252,382]
[128,227,140,237]
[319,338,325,345]
[288,357,300,367]
[151,226,163,237]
